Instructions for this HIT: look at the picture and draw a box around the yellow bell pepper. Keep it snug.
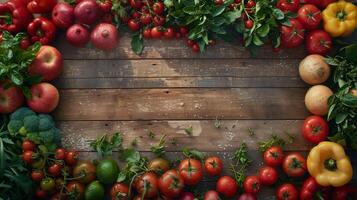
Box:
[307,141,353,187]
[322,0,357,37]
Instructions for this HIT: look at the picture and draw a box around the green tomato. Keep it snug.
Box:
[85,180,105,200]
[40,177,55,192]
[31,157,45,170]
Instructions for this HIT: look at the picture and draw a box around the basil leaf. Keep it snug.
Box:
[257,24,270,37]
[273,8,284,20]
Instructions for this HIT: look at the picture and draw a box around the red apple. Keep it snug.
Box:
[27,83,59,113]
[0,83,24,113]
[28,46,63,82]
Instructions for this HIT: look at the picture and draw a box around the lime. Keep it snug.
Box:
[96,158,119,184]
[84,180,105,200]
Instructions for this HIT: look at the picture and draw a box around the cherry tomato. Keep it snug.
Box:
[23,150,34,164]
[216,176,238,198]
[179,27,189,35]
[297,4,322,30]
[141,5,149,14]
[35,189,47,199]
[55,148,66,160]
[243,175,261,194]
[214,0,224,5]
[158,169,184,198]
[129,0,143,8]
[204,190,220,200]
[140,13,152,25]
[143,28,152,39]
[132,11,140,19]
[178,158,203,185]
[151,27,162,39]
[163,28,175,39]
[179,192,195,200]
[280,19,305,48]
[204,156,223,176]
[110,183,129,200]
[20,37,31,50]
[31,170,44,182]
[245,20,254,29]
[66,181,85,200]
[153,15,165,26]
[258,166,278,186]
[263,146,285,167]
[48,163,62,177]
[98,0,113,13]
[276,183,299,200]
[282,152,307,177]
[192,43,200,53]
[305,30,332,56]
[128,19,141,31]
[238,193,257,200]
[235,0,241,3]
[276,0,299,13]
[22,140,35,151]
[65,150,78,166]
[175,32,182,39]
[135,172,159,198]
[246,0,256,8]
[152,2,164,15]
[187,39,194,47]
[41,177,56,192]
[148,157,170,174]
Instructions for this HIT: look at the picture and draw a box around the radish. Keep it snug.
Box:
[66,24,90,47]
[90,23,119,51]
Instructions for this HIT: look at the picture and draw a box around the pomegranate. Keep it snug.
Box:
[66,24,90,47]
[90,23,119,51]
[74,0,100,25]
[52,3,74,29]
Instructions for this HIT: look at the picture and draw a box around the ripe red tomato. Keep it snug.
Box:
[152,2,164,15]
[66,181,85,200]
[258,166,278,186]
[132,12,140,19]
[297,4,322,30]
[140,13,152,25]
[204,190,220,200]
[110,183,129,200]
[246,0,256,8]
[22,140,35,151]
[135,172,159,198]
[179,27,189,35]
[128,19,141,31]
[263,146,285,167]
[282,152,307,177]
[214,0,224,5]
[129,0,143,8]
[276,0,299,12]
[243,175,261,194]
[187,39,194,47]
[238,193,257,200]
[65,150,78,166]
[179,192,195,200]
[280,19,305,48]
[158,169,184,198]
[143,28,152,39]
[301,115,329,144]
[31,170,44,182]
[276,183,299,200]
[216,176,238,198]
[55,148,66,160]
[153,15,165,26]
[192,43,200,53]
[305,30,332,56]
[204,156,223,176]
[48,163,62,177]
[23,150,34,164]
[36,189,47,199]
[175,32,182,39]
[178,158,203,185]
[163,28,175,39]
[304,0,336,8]
[245,20,254,29]
[151,27,162,39]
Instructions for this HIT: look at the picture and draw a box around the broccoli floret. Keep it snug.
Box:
[7,120,23,135]
[38,115,54,131]
[24,115,39,132]
[10,107,35,121]
[39,130,55,144]
[27,132,41,144]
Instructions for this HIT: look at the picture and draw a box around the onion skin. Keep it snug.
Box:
[299,54,330,85]
[305,85,333,116]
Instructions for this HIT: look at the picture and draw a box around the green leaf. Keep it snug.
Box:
[253,35,264,46]
[340,94,357,107]
[257,24,270,37]
[131,34,143,55]
[335,113,348,124]
[182,148,205,160]
[223,10,242,24]
[273,9,284,20]
[211,5,226,17]
[344,43,357,63]
[10,72,23,86]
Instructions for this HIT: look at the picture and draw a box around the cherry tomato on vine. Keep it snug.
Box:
[55,148,66,160]
[204,156,223,176]
[67,181,85,200]
[263,146,285,167]
[23,150,34,164]
[245,20,254,29]
[153,15,165,26]
[192,43,200,53]
[151,27,162,39]
[41,177,56,192]
[35,189,47,199]
[276,0,299,13]
[276,183,299,200]
[243,175,261,194]
[282,152,307,177]
[65,150,78,166]
[178,158,203,185]
[163,28,175,39]
[280,19,305,48]
[152,2,165,15]
[246,0,256,8]
[48,163,62,177]
[143,28,152,39]
[216,176,238,198]
[179,27,189,35]
[140,13,152,25]
[129,0,143,8]
[31,170,44,182]
[132,11,140,19]
[128,19,141,31]
[110,183,129,200]
[258,166,278,186]
[158,169,184,198]
[187,39,194,47]
[214,0,224,5]
[22,140,35,151]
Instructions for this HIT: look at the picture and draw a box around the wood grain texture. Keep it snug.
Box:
[57,120,311,151]
[54,88,308,120]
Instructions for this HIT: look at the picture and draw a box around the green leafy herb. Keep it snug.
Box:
[90,132,123,157]
[150,135,166,157]
[214,118,222,129]
[117,148,148,184]
[232,142,251,166]
[248,128,255,136]
[148,131,156,139]
[185,126,193,136]
[182,148,205,161]
[258,134,285,152]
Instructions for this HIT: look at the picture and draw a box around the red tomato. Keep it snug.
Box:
[297,4,322,30]
[204,190,220,200]
[215,0,224,5]
[178,158,203,185]
[301,115,329,144]
[204,156,223,176]
[179,192,195,200]
[305,30,332,56]
[263,146,285,167]
[55,148,66,160]
[238,193,257,200]
[163,28,175,39]
[245,20,254,29]
[66,181,85,200]
[280,19,305,48]
[129,0,143,8]
[243,175,261,194]
[216,176,238,198]
[187,39,194,47]
[158,170,184,198]
[22,140,35,151]
[276,0,299,12]
[23,150,34,164]
[31,170,44,182]
[128,19,141,31]
[48,163,62,177]
[135,172,159,198]
[192,43,200,53]
[140,13,152,25]
[110,183,129,200]
[300,176,331,200]
[258,166,278,186]
[276,183,299,200]
[246,0,256,8]
[153,15,165,26]
[151,27,162,39]
[304,0,336,8]
[143,28,152,39]
[282,152,307,177]
[65,150,78,166]
[175,32,182,39]
[152,2,164,15]
[179,27,189,35]
[35,189,47,199]
[132,12,140,19]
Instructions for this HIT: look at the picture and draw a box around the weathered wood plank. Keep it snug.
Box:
[59,59,300,78]
[58,120,310,151]
[54,88,308,120]
[55,34,306,59]
[54,77,305,89]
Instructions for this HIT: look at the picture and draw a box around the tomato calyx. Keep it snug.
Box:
[289,157,303,169]
[311,125,322,134]
[324,158,337,171]
[307,11,320,22]
[282,191,291,200]
[269,151,280,159]
[169,176,181,189]
[288,27,304,41]
[319,38,331,49]
[209,160,218,168]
